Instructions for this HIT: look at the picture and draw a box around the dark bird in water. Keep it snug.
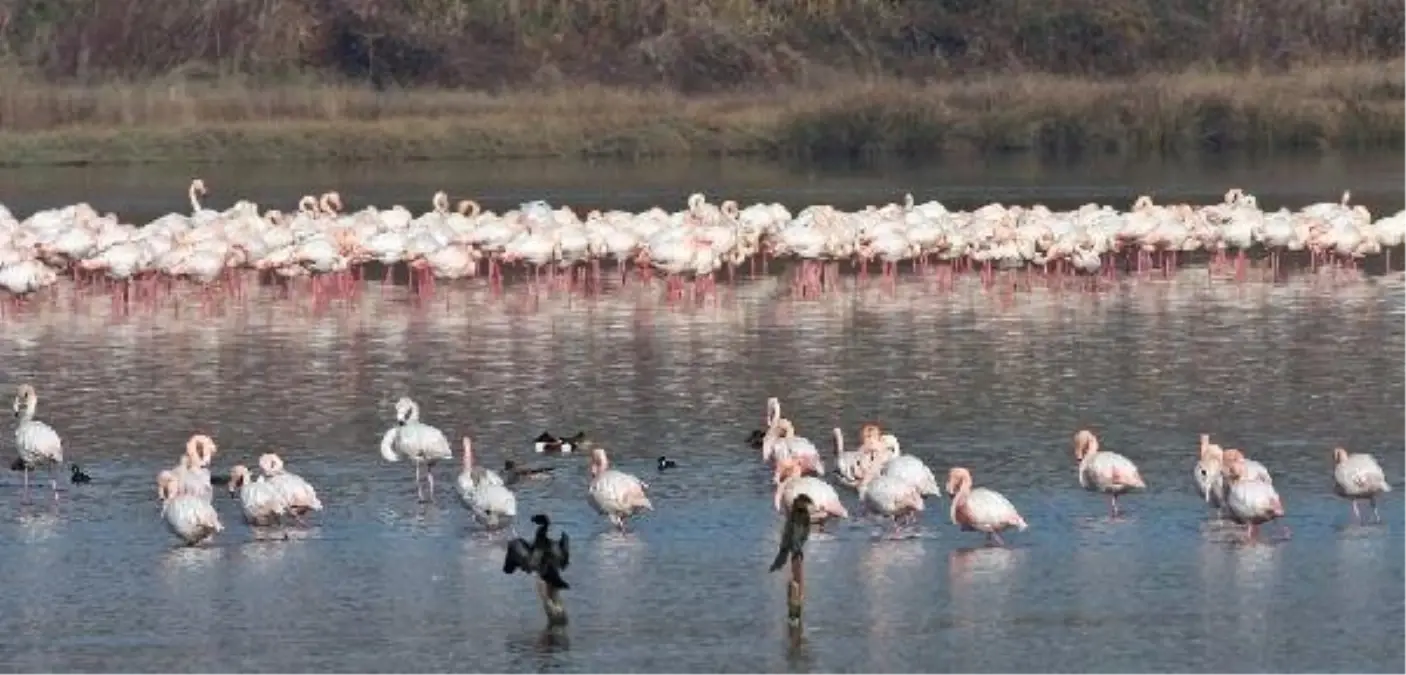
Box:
[770,494,814,573]
[503,459,555,485]
[504,513,571,590]
[10,457,30,472]
[533,431,588,454]
[747,428,766,450]
[69,463,91,484]
[656,456,677,471]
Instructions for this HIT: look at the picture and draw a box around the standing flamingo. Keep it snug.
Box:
[259,453,322,524]
[774,457,849,529]
[1332,447,1391,523]
[379,396,454,502]
[12,384,63,501]
[1072,429,1145,517]
[854,455,924,534]
[1194,434,1227,515]
[587,447,653,531]
[1222,449,1285,540]
[945,467,1027,546]
[228,465,291,527]
[157,470,223,546]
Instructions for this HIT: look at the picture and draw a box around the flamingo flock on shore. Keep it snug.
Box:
[9,384,1392,548]
[0,181,1402,310]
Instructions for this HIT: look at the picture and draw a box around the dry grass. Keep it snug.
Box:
[0,61,1400,166]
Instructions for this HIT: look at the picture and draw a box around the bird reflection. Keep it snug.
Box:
[860,539,927,669]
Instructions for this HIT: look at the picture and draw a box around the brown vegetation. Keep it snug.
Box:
[0,0,1400,165]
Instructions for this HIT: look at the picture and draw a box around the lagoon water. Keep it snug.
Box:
[0,155,1402,673]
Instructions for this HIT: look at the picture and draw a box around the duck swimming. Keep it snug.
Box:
[533,431,587,454]
[657,456,677,471]
[503,459,555,485]
[69,463,91,484]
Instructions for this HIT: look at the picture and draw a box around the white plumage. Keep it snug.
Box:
[1333,446,1392,523]
[260,453,323,522]
[380,396,454,501]
[230,465,290,526]
[12,384,63,499]
[455,436,515,529]
[157,470,223,546]
[587,447,653,531]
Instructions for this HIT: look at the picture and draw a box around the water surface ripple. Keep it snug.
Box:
[0,274,1401,673]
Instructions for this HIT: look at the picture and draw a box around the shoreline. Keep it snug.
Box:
[0,61,1399,167]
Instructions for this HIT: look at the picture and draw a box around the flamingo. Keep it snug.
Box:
[762,419,825,481]
[854,455,924,533]
[172,435,217,502]
[1072,429,1145,517]
[945,467,1027,546]
[1222,449,1285,540]
[228,465,291,527]
[12,384,63,501]
[1332,447,1391,523]
[587,447,652,531]
[877,452,943,499]
[379,396,454,502]
[1194,434,1228,515]
[773,457,849,529]
[156,470,223,546]
[456,436,516,530]
[259,453,322,524]
[831,427,867,488]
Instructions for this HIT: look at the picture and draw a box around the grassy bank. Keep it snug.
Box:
[0,61,1400,166]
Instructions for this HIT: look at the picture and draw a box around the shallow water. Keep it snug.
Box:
[1,153,1403,220]
[0,270,1402,673]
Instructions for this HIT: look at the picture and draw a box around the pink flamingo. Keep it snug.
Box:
[587,447,652,531]
[1073,429,1145,517]
[945,467,1027,546]
[774,457,849,529]
[1332,447,1391,524]
[1222,449,1285,540]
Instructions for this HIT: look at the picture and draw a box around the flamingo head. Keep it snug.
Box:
[859,423,881,447]
[394,397,417,425]
[1332,447,1349,465]
[12,384,36,418]
[764,397,781,428]
[258,453,284,475]
[1221,449,1247,480]
[1073,429,1099,461]
[589,447,609,478]
[229,465,251,492]
[190,178,208,198]
[945,467,972,497]
[186,434,217,468]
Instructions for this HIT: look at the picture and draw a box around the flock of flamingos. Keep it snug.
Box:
[0,180,1402,308]
[9,385,1394,549]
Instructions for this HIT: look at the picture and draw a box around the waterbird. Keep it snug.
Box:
[587,447,652,531]
[1222,449,1286,540]
[656,456,677,471]
[457,437,517,530]
[259,453,323,524]
[1332,446,1391,523]
[853,456,922,533]
[502,459,554,485]
[1073,429,1145,518]
[379,396,454,502]
[770,494,814,572]
[533,431,586,454]
[504,514,571,590]
[229,465,290,527]
[945,467,1027,546]
[774,457,848,529]
[69,463,90,484]
[13,384,63,501]
[156,469,223,546]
